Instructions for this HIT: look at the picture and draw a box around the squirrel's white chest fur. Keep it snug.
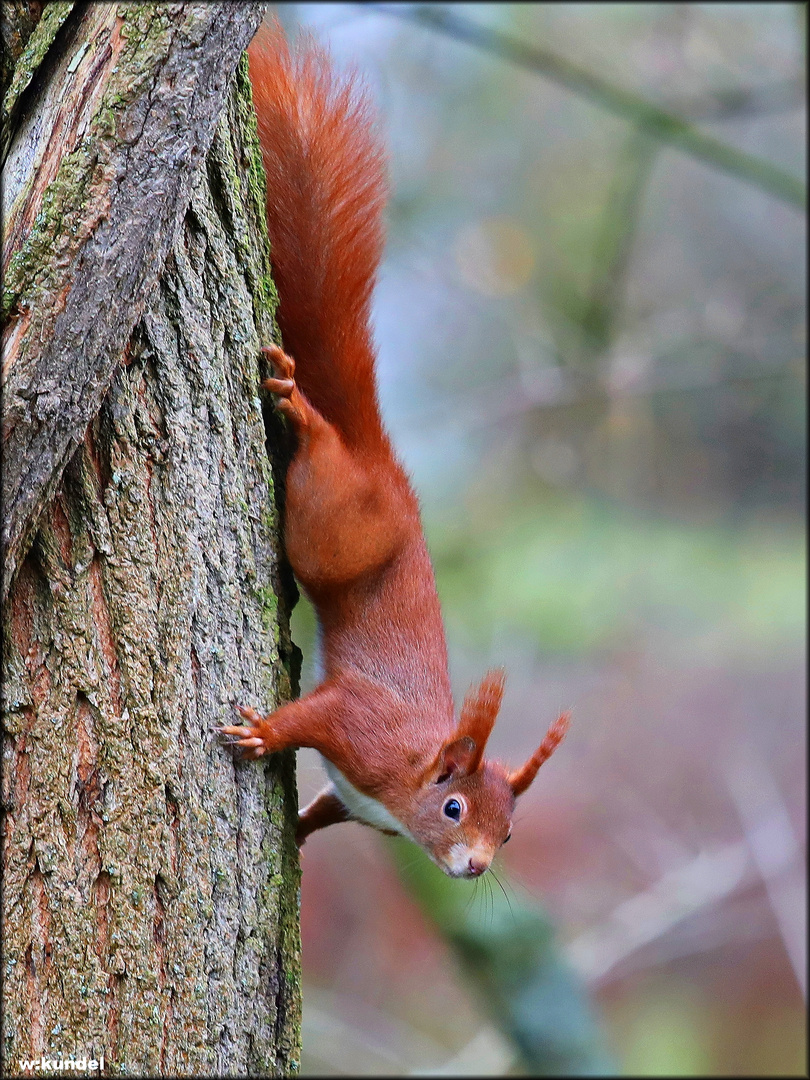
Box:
[323,758,415,841]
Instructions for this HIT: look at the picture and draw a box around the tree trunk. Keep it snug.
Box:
[2,4,302,1075]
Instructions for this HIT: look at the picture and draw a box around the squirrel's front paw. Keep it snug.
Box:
[218,704,275,759]
[260,344,296,398]
[259,344,311,429]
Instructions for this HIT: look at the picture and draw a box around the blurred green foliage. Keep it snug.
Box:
[433,494,805,655]
[389,840,616,1076]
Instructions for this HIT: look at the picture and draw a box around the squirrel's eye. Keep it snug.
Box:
[443,798,462,821]
[503,832,512,844]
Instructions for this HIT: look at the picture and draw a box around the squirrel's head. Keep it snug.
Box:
[407,670,570,878]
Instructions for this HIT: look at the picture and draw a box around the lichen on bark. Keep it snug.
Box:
[1,2,73,121]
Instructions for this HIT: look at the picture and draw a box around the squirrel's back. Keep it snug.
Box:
[248,22,389,450]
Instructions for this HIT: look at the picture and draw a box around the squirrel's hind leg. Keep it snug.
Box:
[296,784,351,845]
[260,343,411,589]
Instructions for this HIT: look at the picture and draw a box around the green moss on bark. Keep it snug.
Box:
[1,1,74,139]
[4,5,184,321]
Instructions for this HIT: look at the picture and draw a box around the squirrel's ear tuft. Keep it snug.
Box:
[424,670,506,784]
[508,711,571,796]
[452,669,505,774]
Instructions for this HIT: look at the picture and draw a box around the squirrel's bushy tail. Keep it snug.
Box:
[248,21,388,450]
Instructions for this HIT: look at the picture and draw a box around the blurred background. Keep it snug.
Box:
[270,4,807,1075]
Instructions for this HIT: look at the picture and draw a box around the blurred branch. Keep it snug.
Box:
[302,983,517,1074]
[301,985,458,1074]
[675,78,806,121]
[564,841,751,985]
[723,746,807,1001]
[367,3,806,211]
[566,786,805,990]
[389,840,615,1076]
[574,130,660,365]
[398,352,801,436]
[304,989,520,1075]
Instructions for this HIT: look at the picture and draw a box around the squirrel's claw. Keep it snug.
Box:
[217,704,273,758]
[260,345,308,427]
[262,377,295,398]
[234,703,264,724]
[261,344,295,381]
[219,724,253,738]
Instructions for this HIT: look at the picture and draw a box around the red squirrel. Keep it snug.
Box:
[219,22,570,879]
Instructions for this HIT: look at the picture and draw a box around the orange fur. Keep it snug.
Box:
[248,24,387,450]
[220,21,569,878]
[508,711,572,796]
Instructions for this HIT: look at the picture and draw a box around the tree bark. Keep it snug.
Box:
[3,1,264,602]
[2,4,302,1076]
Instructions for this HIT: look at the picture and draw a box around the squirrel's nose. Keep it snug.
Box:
[467,858,487,877]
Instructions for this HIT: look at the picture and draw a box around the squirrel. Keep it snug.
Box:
[219,21,570,879]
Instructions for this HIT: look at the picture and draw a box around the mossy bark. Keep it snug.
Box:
[2,5,302,1076]
[2,2,265,603]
